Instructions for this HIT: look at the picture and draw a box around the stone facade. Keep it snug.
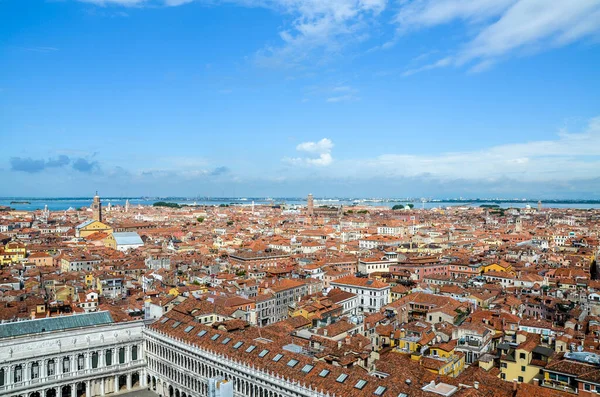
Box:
[0,318,146,397]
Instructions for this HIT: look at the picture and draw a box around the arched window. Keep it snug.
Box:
[105,350,112,366]
[47,360,55,376]
[119,347,125,364]
[62,357,70,373]
[78,354,85,370]
[132,345,138,361]
[0,368,4,386]
[31,362,39,379]
[14,365,22,383]
[91,352,99,369]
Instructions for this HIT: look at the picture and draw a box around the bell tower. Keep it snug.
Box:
[92,192,102,222]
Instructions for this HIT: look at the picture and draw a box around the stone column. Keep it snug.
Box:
[24,362,30,382]
[86,380,91,397]
[72,355,77,373]
[100,378,105,396]
[87,353,92,371]
[114,375,119,393]
[99,351,105,368]
[126,374,132,390]
[125,346,130,364]
[71,383,77,397]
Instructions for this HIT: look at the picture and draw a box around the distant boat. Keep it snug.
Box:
[10,201,30,204]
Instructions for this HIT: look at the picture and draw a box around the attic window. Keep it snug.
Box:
[336,374,349,383]
[354,380,367,390]
[184,326,194,333]
[233,341,243,349]
[287,359,299,368]
[301,364,314,374]
[211,334,221,341]
[245,345,256,353]
[319,369,330,377]
[272,353,283,362]
[258,349,269,358]
[374,386,386,396]
[197,330,207,337]
[221,337,232,345]
[172,321,181,328]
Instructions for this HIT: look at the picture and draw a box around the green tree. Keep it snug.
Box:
[197,217,205,223]
[153,201,181,209]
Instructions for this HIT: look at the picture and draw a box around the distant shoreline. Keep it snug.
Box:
[1,197,599,204]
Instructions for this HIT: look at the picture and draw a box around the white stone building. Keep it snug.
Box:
[0,312,146,397]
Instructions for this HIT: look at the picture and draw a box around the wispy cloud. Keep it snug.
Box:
[76,0,600,72]
[395,0,600,74]
[329,116,600,181]
[78,0,147,6]
[22,47,59,53]
[238,0,388,68]
[326,94,358,102]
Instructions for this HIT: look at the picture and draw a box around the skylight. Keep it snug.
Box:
[197,330,207,337]
[184,325,194,333]
[319,369,330,377]
[374,386,387,396]
[301,364,314,374]
[354,380,367,390]
[233,341,243,349]
[258,349,269,358]
[336,374,348,383]
[172,321,181,328]
[211,334,220,341]
[245,345,256,353]
[222,337,232,345]
[272,354,283,362]
[160,317,169,324]
[286,359,299,368]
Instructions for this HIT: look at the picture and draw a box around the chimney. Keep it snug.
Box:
[533,379,539,386]
[513,380,518,391]
[473,381,479,390]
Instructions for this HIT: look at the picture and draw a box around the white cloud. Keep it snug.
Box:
[235,0,388,67]
[297,138,334,153]
[333,116,600,181]
[396,0,600,74]
[79,0,600,72]
[285,138,334,166]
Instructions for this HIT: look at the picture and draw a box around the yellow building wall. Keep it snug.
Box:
[501,349,541,383]
[482,263,514,274]
[79,221,113,238]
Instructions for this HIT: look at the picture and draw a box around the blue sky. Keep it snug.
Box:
[1,0,600,198]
